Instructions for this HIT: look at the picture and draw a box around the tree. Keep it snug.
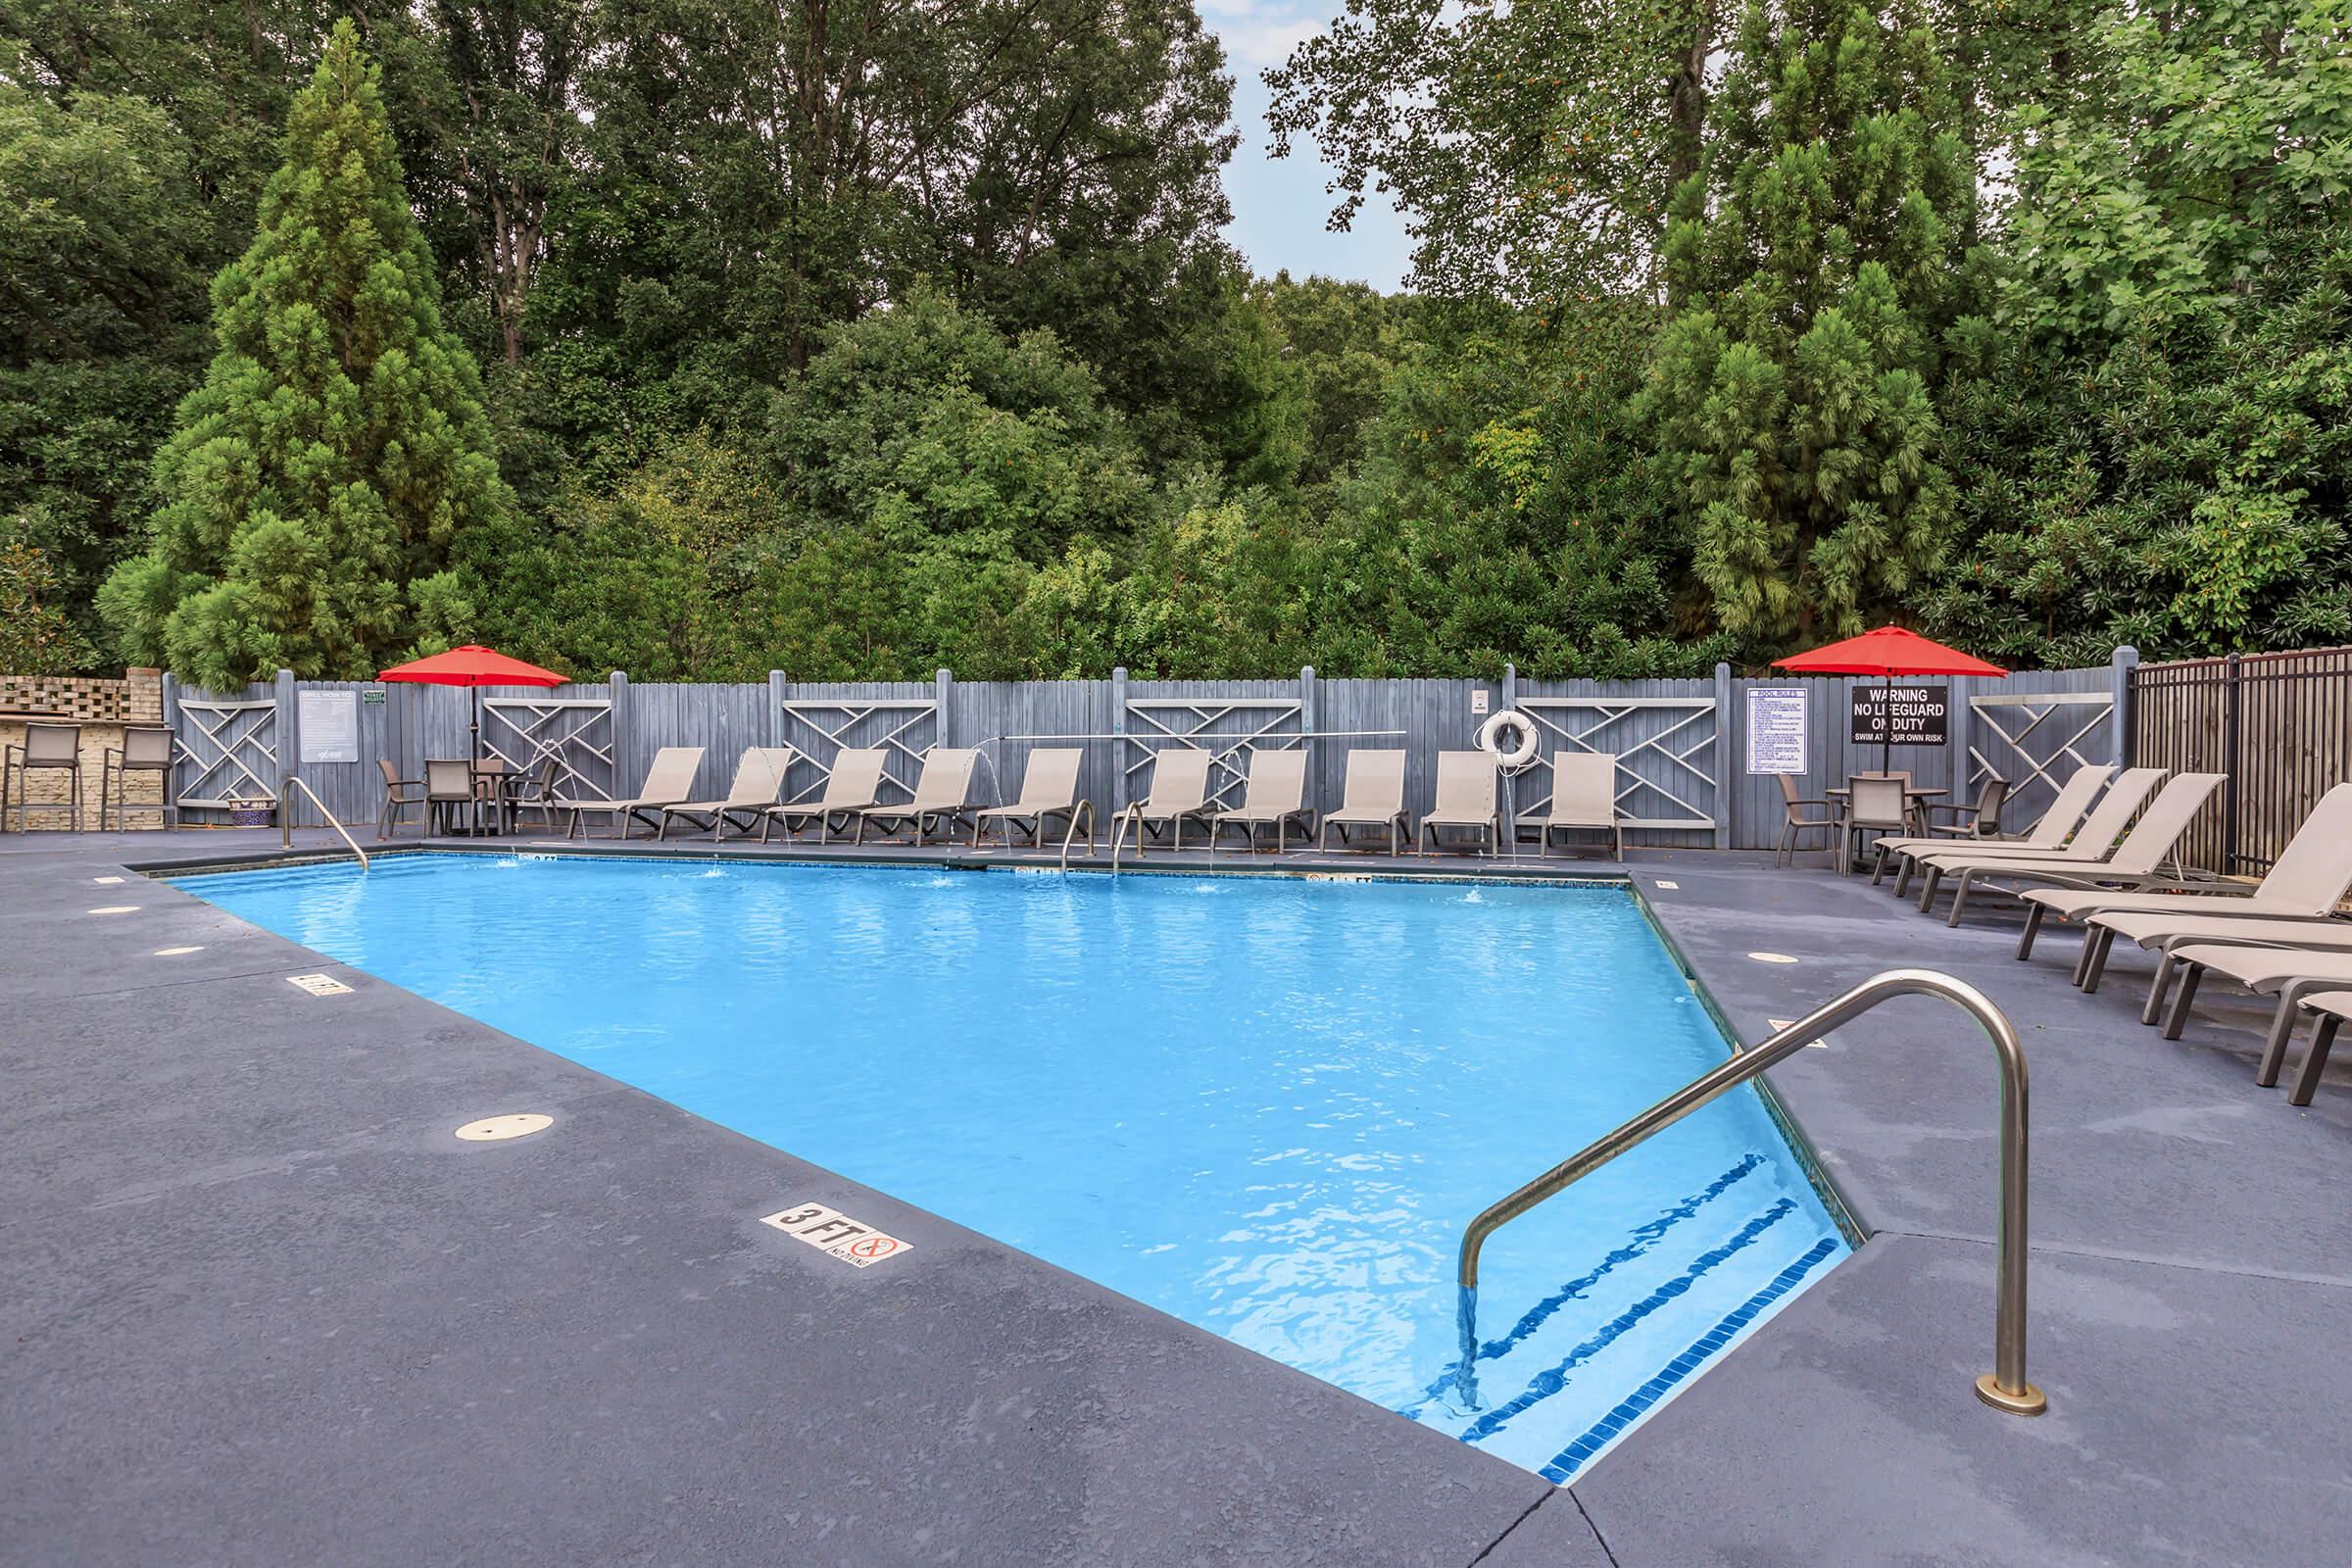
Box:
[98,20,512,685]
[1639,1,1976,652]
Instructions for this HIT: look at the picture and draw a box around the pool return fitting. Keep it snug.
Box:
[1453,968,2045,1418]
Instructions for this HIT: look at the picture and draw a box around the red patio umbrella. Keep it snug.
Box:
[377,645,567,764]
[1775,625,2005,774]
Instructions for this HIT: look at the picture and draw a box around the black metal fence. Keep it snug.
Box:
[2132,646,2352,874]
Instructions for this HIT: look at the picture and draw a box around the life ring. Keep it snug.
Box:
[1477,710,1540,770]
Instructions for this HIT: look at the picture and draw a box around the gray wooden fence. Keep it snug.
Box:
[172,652,2137,851]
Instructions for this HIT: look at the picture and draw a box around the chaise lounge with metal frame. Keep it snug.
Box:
[1541,751,1623,858]
[1908,770,2224,926]
[973,747,1094,856]
[2155,941,2352,1100]
[1209,749,1316,854]
[557,746,707,840]
[857,747,980,846]
[762,747,889,844]
[1885,763,2121,895]
[1112,748,1216,858]
[1318,749,1410,855]
[658,747,796,841]
[1903,766,2172,917]
[1418,751,1501,857]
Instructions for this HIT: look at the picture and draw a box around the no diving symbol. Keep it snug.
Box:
[848,1235,901,1262]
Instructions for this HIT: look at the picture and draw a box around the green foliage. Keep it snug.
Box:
[1641,2,1975,653]
[98,22,512,686]
[0,533,95,673]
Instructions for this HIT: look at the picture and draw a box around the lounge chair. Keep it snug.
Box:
[2286,990,2352,1105]
[1906,766,2169,914]
[857,747,980,845]
[558,746,707,839]
[974,747,1094,855]
[762,748,889,844]
[1911,770,2223,926]
[1210,749,1315,853]
[2020,782,2352,967]
[1885,763,2119,894]
[1868,773,2033,882]
[1114,749,1216,857]
[1773,773,1838,868]
[1542,752,1623,858]
[2157,942,2352,1095]
[658,747,796,841]
[1319,750,1410,855]
[1419,751,1501,857]
[2081,912,2352,1016]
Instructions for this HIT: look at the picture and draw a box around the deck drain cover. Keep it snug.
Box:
[456,1113,553,1142]
[1746,951,1800,964]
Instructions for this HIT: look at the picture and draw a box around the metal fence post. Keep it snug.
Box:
[1110,666,1128,814]
[272,668,297,824]
[2109,645,2139,767]
[2222,652,2243,874]
[1713,662,1733,850]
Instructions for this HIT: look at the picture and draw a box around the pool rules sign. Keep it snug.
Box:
[1850,685,1949,747]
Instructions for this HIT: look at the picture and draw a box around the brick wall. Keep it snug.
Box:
[1,669,170,830]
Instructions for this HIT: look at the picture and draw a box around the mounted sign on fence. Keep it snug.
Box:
[1850,684,1948,747]
[1744,688,1808,774]
[296,689,358,763]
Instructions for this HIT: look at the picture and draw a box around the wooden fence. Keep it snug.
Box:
[165,653,2138,852]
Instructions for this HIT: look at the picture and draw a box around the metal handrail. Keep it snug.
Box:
[1453,968,2044,1417]
[280,775,370,869]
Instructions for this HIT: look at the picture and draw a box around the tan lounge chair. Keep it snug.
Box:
[1914,771,2224,926]
[974,747,1094,855]
[658,747,796,841]
[2287,990,2352,1105]
[1542,752,1623,858]
[1892,763,2137,896]
[1906,766,2172,917]
[2022,782,2352,968]
[2082,913,2352,1022]
[857,747,980,845]
[1873,766,2089,884]
[1320,750,1410,855]
[1210,749,1315,853]
[1419,751,1500,857]
[763,747,889,844]
[1114,749,1216,857]
[2157,942,2352,1096]
[559,746,707,839]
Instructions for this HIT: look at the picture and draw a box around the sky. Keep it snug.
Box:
[1203,0,1415,290]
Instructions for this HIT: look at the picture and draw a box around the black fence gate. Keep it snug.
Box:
[2132,646,2352,875]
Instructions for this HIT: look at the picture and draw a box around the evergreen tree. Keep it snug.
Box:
[98,20,509,685]
[1638,2,1974,652]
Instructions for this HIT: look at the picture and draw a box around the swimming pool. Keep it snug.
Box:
[172,853,1848,1480]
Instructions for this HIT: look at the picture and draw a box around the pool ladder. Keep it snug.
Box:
[1453,968,2044,1417]
[279,775,369,869]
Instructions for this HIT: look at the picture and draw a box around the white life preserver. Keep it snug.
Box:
[1477,710,1540,770]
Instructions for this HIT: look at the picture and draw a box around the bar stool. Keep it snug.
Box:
[101,725,176,830]
[5,722,84,831]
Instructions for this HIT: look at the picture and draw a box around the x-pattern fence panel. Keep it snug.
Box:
[776,698,939,804]
[1968,691,2112,830]
[1516,697,1718,833]
[483,698,616,802]
[1123,698,1302,812]
[174,696,277,810]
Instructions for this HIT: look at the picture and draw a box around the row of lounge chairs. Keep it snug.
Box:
[1866,762,2352,1105]
[525,742,1629,858]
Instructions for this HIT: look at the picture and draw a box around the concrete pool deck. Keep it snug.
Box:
[4,826,2347,1565]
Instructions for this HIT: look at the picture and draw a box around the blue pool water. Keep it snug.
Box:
[172,854,1847,1479]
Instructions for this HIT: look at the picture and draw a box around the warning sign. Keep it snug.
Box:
[760,1202,913,1268]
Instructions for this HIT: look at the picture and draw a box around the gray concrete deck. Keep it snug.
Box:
[3,825,2346,1565]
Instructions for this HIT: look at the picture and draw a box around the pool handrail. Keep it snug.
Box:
[1453,967,2043,1418]
[280,774,370,870]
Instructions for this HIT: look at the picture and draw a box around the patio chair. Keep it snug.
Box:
[1914,770,2224,926]
[1418,751,1501,857]
[5,721,83,831]
[1319,749,1410,855]
[658,746,796,841]
[1774,774,1838,868]
[1837,776,1911,877]
[100,725,175,830]
[2018,782,2352,966]
[377,758,426,839]
[762,748,890,845]
[1905,766,2166,909]
[1881,763,2113,892]
[424,759,480,836]
[1210,749,1315,854]
[857,747,980,846]
[1541,752,1623,858]
[973,747,1094,855]
[2286,990,2352,1105]
[557,746,707,839]
[2156,941,2352,1098]
[1113,749,1216,858]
